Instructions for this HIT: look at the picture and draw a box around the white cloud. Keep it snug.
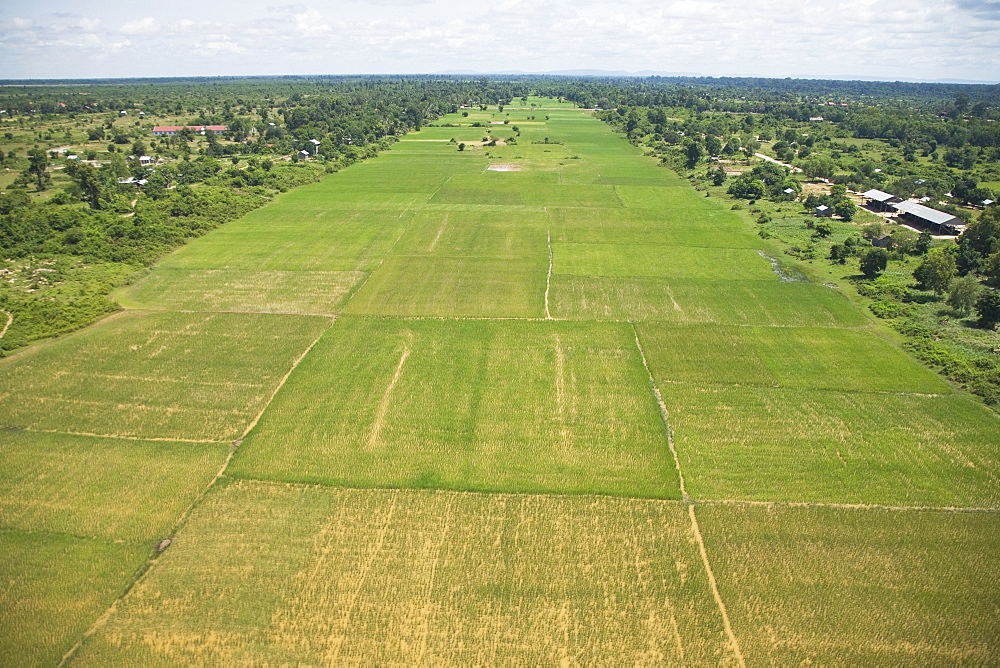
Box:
[75,18,102,33]
[119,17,159,35]
[0,0,996,80]
[6,16,36,30]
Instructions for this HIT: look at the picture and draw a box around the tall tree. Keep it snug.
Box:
[26,148,49,191]
[64,161,103,210]
[913,249,957,294]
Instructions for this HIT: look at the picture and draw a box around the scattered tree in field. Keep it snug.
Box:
[947,274,982,315]
[862,222,885,241]
[916,229,933,255]
[913,249,957,294]
[957,207,1000,274]
[727,174,766,200]
[704,135,722,156]
[684,140,703,168]
[801,155,836,180]
[813,221,832,238]
[457,143,465,151]
[860,248,889,278]
[833,199,856,221]
[889,228,918,255]
[975,290,1000,329]
[26,148,49,191]
[64,161,102,209]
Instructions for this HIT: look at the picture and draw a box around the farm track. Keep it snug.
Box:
[0,310,12,339]
[545,229,554,320]
[632,322,745,665]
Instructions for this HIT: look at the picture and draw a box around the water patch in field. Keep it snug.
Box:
[758,251,807,283]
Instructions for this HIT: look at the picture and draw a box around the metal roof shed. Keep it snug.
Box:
[892,201,963,234]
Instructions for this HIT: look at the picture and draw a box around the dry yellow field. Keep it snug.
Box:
[73,480,735,665]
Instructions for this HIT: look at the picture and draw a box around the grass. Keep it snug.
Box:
[663,384,1000,507]
[0,310,331,441]
[72,480,732,665]
[0,531,146,667]
[4,97,999,664]
[548,207,759,248]
[553,244,776,280]
[119,269,363,314]
[0,430,227,542]
[229,318,679,498]
[698,504,1000,665]
[343,256,548,318]
[551,276,868,325]
[391,209,548,258]
[145,207,410,273]
[637,323,950,393]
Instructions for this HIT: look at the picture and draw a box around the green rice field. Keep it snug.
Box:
[2,97,997,664]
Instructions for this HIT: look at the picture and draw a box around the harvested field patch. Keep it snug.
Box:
[0,530,145,666]
[119,269,363,314]
[73,482,732,665]
[0,311,330,441]
[698,504,1000,665]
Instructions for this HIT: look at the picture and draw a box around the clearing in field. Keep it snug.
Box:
[663,384,1000,507]
[230,317,679,498]
[0,310,331,441]
[72,480,734,665]
[697,504,1000,664]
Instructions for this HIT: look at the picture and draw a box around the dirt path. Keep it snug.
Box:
[367,331,414,449]
[755,152,802,173]
[0,310,11,339]
[632,324,745,666]
[428,213,449,253]
[545,230,554,320]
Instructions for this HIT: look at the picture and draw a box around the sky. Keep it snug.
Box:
[1,0,999,82]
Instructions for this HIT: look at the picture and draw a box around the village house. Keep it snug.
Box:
[152,125,227,137]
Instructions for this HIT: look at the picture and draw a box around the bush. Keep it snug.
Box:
[975,290,1000,329]
[860,248,889,278]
